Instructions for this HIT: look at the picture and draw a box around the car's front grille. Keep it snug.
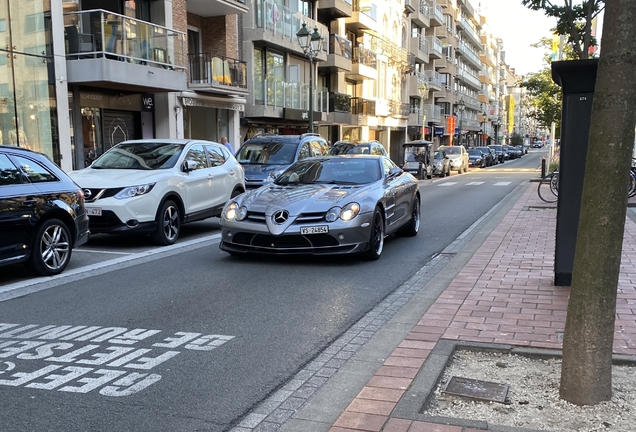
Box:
[87,210,124,230]
[244,211,327,225]
[84,188,124,203]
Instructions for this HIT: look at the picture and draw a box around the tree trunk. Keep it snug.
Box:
[560,0,636,405]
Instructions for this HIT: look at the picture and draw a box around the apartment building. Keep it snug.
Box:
[0,0,247,171]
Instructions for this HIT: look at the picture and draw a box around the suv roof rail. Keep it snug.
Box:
[300,132,321,139]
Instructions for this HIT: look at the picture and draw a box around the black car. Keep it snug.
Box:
[475,146,496,166]
[488,145,506,163]
[236,133,330,189]
[0,146,89,275]
[467,148,486,168]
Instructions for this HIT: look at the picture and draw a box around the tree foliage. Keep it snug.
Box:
[521,68,561,132]
[521,0,604,59]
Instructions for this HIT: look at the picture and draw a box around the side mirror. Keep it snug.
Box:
[182,160,198,173]
[388,166,402,178]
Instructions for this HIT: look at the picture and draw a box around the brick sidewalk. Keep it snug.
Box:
[331,186,636,432]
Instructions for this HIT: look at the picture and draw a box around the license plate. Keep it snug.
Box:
[300,226,328,235]
[86,207,102,216]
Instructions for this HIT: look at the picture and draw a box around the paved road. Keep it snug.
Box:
[0,149,545,432]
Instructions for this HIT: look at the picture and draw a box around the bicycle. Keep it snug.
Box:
[538,171,559,203]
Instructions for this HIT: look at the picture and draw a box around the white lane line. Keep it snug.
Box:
[494,182,512,186]
[437,182,458,187]
[75,249,131,255]
[466,182,485,185]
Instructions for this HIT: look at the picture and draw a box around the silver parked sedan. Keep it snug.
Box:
[219,155,421,260]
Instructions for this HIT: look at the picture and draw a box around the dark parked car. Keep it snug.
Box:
[236,133,330,189]
[402,140,433,179]
[219,155,421,260]
[467,148,486,168]
[475,146,496,166]
[0,145,90,275]
[488,145,506,163]
[329,140,388,157]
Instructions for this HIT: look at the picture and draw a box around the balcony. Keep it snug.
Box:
[346,0,378,31]
[327,92,354,124]
[351,97,376,116]
[187,0,248,17]
[408,106,423,126]
[425,70,442,91]
[64,10,187,92]
[456,68,481,90]
[188,53,249,96]
[457,41,481,69]
[458,15,481,47]
[410,34,429,63]
[250,0,328,59]
[321,34,352,72]
[424,104,442,123]
[317,0,352,20]
[389,100,410,118]
[426,35,443,59]
[428,1,444,27]
[410,0,430,28]
[479,69,494,85]
[248,77,329,120]
[347,46,377,81]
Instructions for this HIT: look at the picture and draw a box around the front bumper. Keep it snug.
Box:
[84,195,159,234]
[219,213,374,256]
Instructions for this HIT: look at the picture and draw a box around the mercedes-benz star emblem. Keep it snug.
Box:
[272,210,289,225]
[83,189,92,199]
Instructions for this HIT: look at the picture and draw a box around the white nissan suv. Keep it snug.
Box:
[69,139,245,245]
[438,145,469,174]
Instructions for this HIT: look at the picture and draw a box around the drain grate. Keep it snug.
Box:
[442,376,509,403]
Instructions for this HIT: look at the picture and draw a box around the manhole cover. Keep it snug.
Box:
[442,376,509,403]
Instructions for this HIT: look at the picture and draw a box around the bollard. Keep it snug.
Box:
[541,157,547,178]
[418,162,423,180]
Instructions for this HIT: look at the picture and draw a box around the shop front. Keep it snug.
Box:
[181,93,244,151]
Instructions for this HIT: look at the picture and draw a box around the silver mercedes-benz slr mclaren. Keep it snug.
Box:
[219,155,421,260]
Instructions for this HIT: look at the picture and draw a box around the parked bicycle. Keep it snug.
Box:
[538,158,636,203]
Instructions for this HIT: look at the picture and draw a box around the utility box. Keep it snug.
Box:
[551,59,599,286]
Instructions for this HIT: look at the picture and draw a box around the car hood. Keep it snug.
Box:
[69,168,168,187]
[446,154,462,160]
[241,164,289,180]
[237,183,372,214]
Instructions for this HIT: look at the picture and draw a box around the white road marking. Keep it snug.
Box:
[75,249,130,255]
[466,182,485,185]
[494,182,512,186]
[437,182,458,187]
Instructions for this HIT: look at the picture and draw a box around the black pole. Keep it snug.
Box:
[308,55,313,133]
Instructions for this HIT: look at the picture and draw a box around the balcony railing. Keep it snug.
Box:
[64,9,186,70]
[429,1,444,23]
[351,97,376,116]
[424,104,442,121]
[424,70,442,89]
[426,35,443,57]
[188,53,247,88]
[389,100,410,117]
[417,34,429,54]
[352,46,377,69]
[258,77,328,112]
[352,0,378,20]
[256,0,328,46]
[330,92,352,113]
[329,34,352,58]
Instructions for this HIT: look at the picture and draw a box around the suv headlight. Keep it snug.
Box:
[114,183,155,199]
[326,203,360,222]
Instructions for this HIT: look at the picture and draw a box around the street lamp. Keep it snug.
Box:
[296,23,323,133]
[480,111,487,146]
[456,99,465,146]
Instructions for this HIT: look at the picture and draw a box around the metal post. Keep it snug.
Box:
[308,55,313,132]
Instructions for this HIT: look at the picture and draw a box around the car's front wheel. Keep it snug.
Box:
[364,208,385,260]
[399,196,420,237]
[152,200,180,246]
[29,218,72,276]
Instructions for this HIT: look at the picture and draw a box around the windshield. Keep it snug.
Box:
[434,151,444,159]
[236,141,297,165]
[91,142,184,170]
[468,150,482,156]
[442,147,462,155]
[274,159,381,186]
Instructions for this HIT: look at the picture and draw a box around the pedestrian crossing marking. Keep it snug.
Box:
[466,182,485,185]
[437,182,458,186]
[494,182,512,186]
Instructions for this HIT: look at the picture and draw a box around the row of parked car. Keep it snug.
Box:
[0,133,417,276]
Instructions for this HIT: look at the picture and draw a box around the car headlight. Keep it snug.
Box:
[114,183,155,199]
[224,202,247,221]
[326,203,360,222]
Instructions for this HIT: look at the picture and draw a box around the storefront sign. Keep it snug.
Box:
[142,94,154,112]
[181,97,244,112]
[433,127,445,136]
[79,92,141,111]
